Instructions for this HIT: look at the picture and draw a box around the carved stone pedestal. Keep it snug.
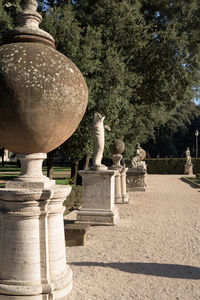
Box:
[184,163,193,175]
[0,154,73,300]
[77,170,119,225]
[126,168,147,192]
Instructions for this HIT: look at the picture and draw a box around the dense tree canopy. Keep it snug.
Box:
[1,0,200,164]
[143,101,200,157]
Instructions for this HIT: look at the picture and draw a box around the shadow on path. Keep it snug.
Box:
[71,262,200,280]
[180,177,200,189]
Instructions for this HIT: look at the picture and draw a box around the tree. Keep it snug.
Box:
[68,0,200,159]
[143,101,200,157]
[1,0,200,179]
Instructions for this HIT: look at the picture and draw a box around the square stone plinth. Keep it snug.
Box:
[77,170,119,225]
[64,223,90,246]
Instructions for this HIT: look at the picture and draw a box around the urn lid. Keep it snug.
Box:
[2,0,55,47]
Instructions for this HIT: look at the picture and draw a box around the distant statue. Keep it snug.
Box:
[185,147,192,164]
[136,143,146,161]
[131,144,147,171]
[92,112,110,170]
[184,147,193,175]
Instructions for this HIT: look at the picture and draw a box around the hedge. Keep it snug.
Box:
[145,158,200,174]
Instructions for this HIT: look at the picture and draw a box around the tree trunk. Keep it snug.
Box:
[76,154,90,185]
[70,159,79,185]
[47,149,57,179]
[70,155,90,185]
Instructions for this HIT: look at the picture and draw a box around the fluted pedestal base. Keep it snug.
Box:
[0,154,73,300]
[77,170,119,225]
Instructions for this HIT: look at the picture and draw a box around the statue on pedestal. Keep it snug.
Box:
[92,112,110,170]
[127,143,147,191]
[184,147,193,175]
[77,113,119,225]
[185,147,192,164]
[131,143,147,171]
[0,0,88,298]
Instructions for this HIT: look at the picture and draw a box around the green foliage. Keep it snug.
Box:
[63,185,82,212]
[55,178,70,185]
[184,177,200,187]
[144,103,200,158]
[1,1,200,161]
[146,158,200,174]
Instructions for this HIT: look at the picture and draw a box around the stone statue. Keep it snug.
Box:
[184,147,193,175]
[136,143,146,161]
[131,144,147,171]
[92,112,109,170]
[185,147,192,164]
[127,143,147,191]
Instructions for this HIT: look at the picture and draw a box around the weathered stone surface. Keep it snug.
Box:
[126,168,147,192]
[0,43,88,153]
[184,163,193,175]
[0,183,73,299]
[121,167,129,203]
[109,139,125,155]
[184,147,193,175]
[91,113,108,170]
[109,166,129,204]
[64,223,90,246]
[0,0,88,298]
[0,154,73,299]
[77,170,119,225]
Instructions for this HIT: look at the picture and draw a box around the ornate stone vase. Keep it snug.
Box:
[0,1,88,154]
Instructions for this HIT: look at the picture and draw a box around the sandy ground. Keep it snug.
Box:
[66,175,200,300]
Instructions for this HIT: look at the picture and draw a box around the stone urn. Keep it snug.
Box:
[0,0,88,153]
[109,139,125,167]
[0,1,88,299]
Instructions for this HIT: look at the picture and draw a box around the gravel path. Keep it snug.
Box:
[66,175,200,300]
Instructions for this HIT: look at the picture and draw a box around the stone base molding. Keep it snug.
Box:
[77,170,119,225]
[0,154,73,300]
[184,163,193,175]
